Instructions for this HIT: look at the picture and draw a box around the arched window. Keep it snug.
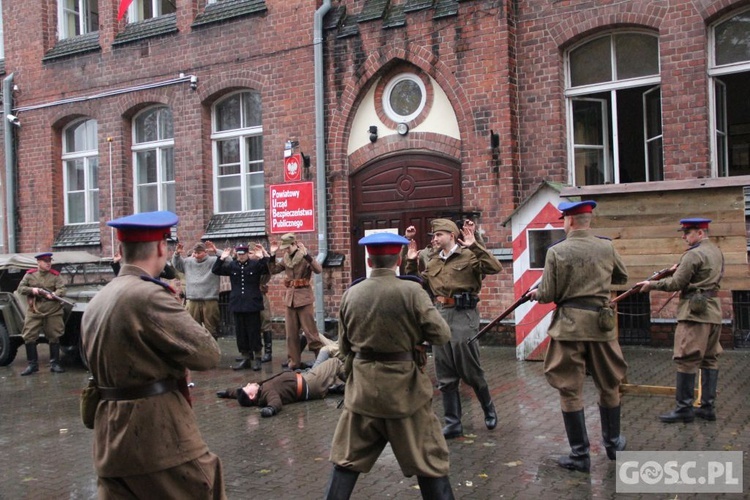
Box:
[62,118,99,224]
[565,32,662,185]
[132,106,175,213]
[709,7,750,177]
[212,90,264,213]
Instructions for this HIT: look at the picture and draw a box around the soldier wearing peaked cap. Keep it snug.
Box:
[17,251,67,375]
[325,232,455,500]
[405,218,502,441]
[81,211,225,499]
[269,232,326,370]
[212,242,270,370]
[528,200,629,473]
[637,218,724,423]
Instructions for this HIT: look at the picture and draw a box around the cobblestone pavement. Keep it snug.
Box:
[1,339,748,499]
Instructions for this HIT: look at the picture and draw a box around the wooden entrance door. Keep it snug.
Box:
[350,154,462,278]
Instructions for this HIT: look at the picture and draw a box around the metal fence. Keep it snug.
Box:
[616,292,652,345]
[733,291,750,348]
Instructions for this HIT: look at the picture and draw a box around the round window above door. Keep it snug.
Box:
[375,69,433,130]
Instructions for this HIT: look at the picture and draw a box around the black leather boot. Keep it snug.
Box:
[21,343,39,376]
[324,465,359,500]
[660,372,695,423]
[49,343,65,373]
[232,355,252,370]
[442,390,463,439]
[251,351,262,371]
[417,476,455,500]
[559,410,590,472]
[475,385,497,430]
[599,405,626,460]
[695,369,718,421]
[261,331,273,363]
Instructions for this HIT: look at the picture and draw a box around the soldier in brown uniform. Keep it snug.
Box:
[637,218,724,423]
[216,357,345,415]
[17,252,68,375]
[528,200,628,473]
[82,211,225,499]
[269,233,325,370]
[405,219,502,440]
[326,232,454,500]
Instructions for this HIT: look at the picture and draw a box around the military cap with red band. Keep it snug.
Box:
[558,200,597,219]
[34,252,53,261]
[678,218,711,231]
[359,232,410,256]
[107,211,178,242]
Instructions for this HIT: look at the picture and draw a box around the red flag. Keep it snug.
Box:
[117,0,134,21]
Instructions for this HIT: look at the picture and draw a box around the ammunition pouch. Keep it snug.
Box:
[559,301,615,332]
[685,289,716,315]
[80,377,100,430]
[452,292,479,310]
[598,305,616,332]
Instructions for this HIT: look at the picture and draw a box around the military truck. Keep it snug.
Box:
[0,251,111,366]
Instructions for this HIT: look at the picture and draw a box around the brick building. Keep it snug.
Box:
[0,0,748,346]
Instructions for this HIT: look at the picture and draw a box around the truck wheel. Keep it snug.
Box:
[0,323,18,366]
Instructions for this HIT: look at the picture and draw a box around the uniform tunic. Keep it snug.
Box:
[330,268,452,477]
[227,357,343,412]
[268,251,324,366]
[405,242,502,393]
[212,256,269,354]
[650,239,724,371]
[535,229,629,411]
[17,268,67,343]
[81,265,221,483]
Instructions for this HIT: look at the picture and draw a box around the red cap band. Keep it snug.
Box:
[366,244,403,256]
[116,228,171,242]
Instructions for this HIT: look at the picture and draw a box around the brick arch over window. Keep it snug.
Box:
[328,47,472,170]
[549,5,667,48]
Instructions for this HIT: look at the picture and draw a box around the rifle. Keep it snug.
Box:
[609,267,676,307]
[37,288,76,308]
[468,285,538,344]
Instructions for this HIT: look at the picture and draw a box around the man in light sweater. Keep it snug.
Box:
[172,240,222,338]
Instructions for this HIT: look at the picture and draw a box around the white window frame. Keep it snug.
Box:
[57,0,98,39]
[382,73,427,124]
[211,91,264,214]
[132,106,175,213]
[62,119,99,224]
[564,31,661,186]
[0,0,5,59]
[126,0,176,22]
[707,7,750,177]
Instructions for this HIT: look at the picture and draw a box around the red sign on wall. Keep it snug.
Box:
[269,182,315,234]
[284,153,302,182]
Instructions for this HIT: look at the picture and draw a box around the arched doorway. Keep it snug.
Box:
[350,153,462,278]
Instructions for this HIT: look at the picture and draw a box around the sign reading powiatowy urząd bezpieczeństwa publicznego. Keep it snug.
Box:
[269,182,315,234]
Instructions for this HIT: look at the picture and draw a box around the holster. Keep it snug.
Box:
[80,377,100,430]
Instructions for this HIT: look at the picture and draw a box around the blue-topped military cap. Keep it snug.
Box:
[558,200,597,219]
[359,232,410,255]
[107,211,178,242]
[678,218,711,231]
[34,252,53,261]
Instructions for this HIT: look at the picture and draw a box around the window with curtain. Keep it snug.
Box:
[212,90,264,213]
[133,106,175,213]
[63,119,99,224]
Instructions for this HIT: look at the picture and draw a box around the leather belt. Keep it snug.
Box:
[99,378,179,401]
[295,373,307,400]
[285,278,310,288]
[355,351,413,362]
[435,296,455,307]
[558,301,602,312]
[681,290,718,299]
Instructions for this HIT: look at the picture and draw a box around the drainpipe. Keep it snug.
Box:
[313,0,332,334]
[3,73,16,253]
